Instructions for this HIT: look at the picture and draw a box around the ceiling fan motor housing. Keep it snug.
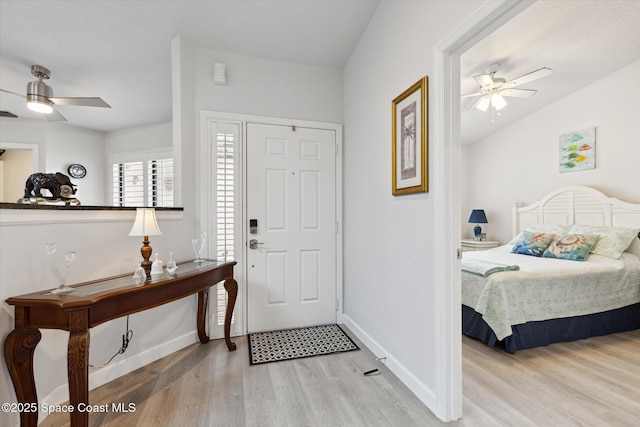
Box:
[26,80,54,108]
[27,65,54,108]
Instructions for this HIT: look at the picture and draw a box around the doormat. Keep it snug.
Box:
[248,324,359,365]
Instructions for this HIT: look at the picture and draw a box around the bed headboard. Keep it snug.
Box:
[513,186,640,257]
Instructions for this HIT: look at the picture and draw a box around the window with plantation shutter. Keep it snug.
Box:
[215,126,237,327]
[148,158,174,207]
[111,149,173,207]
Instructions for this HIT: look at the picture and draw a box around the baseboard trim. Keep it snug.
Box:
[38,331,199,424]
[342,315,438,414]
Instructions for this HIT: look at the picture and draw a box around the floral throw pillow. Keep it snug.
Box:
[511,231,557,257]
[542,234,600,261]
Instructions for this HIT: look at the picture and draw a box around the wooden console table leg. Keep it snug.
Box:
[67,309,89,427]
[224,278,238,351]
[196,289,210,344]
[3,323,41,427]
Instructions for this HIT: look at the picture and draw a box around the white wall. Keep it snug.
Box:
[105,121,172,154]
[194,47,343,124]
[0,119,47,170]
[46,123,106,205]
[342,0,481,420]
[463,58,640,245]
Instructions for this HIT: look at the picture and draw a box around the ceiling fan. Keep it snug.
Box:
[0,65,110,121]
[462,63,552,112]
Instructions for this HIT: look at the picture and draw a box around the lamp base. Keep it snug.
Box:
[474,225,482,241]
[140,236,153,278]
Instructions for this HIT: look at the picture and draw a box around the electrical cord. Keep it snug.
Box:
[89,316,133,369]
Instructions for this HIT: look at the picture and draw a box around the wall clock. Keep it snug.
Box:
[68,164,87,179]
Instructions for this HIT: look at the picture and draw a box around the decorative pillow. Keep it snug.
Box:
[569,225,639,259]
[542,234,600,261]
[508,224,571,244]
[511,231,557,257]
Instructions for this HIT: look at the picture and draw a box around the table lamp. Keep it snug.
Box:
[468,209,488,240]
[129,208,163,277]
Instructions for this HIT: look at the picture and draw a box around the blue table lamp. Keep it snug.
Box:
[468,209,488,240]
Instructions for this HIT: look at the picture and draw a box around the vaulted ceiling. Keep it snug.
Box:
[461,1,640,144]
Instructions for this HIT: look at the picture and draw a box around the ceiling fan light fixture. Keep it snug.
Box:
[27,99,53,114]
[26,80,54,114]
[27,98,54,114]
[491,94,507,110]
[476,96,491,112]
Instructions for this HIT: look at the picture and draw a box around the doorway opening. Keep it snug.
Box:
[432,0,534,420]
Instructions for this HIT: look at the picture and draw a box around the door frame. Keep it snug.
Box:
[200,111,344,336]
[432,0,535,420]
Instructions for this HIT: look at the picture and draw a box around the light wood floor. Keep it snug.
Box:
[40,327,640,427]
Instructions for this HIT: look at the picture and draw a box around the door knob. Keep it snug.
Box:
[249,239,264,250]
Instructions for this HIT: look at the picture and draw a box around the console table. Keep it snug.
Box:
[4,260,237,427]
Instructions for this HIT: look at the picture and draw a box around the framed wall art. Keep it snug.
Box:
[392,76,428,195]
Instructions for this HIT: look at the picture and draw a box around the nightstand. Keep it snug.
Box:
[461,239,500,251]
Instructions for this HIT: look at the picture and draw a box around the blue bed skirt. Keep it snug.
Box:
[462,303,640,353]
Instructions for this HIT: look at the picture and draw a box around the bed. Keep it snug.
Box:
[461,186,640,352]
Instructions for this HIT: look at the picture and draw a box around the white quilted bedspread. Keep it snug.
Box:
[462,245,640,340]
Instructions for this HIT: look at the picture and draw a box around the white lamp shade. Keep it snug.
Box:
[129,208,163,237]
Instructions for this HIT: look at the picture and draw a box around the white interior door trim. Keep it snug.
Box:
[432,0,535,421]
[200,110,343,335]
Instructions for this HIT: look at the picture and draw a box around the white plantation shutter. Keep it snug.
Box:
[148,158,174,207]
[215,125,238,327]
[216,131,235,262]
[111,150,173,207]
[113,161,144,206]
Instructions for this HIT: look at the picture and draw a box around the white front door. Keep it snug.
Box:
[246,123,337,332]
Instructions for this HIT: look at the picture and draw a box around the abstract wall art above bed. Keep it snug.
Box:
[559,127,595,173]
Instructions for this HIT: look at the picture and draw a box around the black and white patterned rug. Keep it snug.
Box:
[248,324,359,365]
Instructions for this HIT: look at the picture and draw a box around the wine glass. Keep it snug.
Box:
[45,243,61,284]
[192,231,207,263]
[49,246,76,295]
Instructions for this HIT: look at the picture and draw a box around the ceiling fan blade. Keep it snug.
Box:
[0,88,27,99]
[49,97,111,108]
[473,74,494,88]
[44,107,67,122]
[499,88,537,98]
[461,92,484,98]
[503,67,552,89]
[1,110,19,118]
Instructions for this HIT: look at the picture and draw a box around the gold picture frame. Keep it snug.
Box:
[392,76,428,195]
